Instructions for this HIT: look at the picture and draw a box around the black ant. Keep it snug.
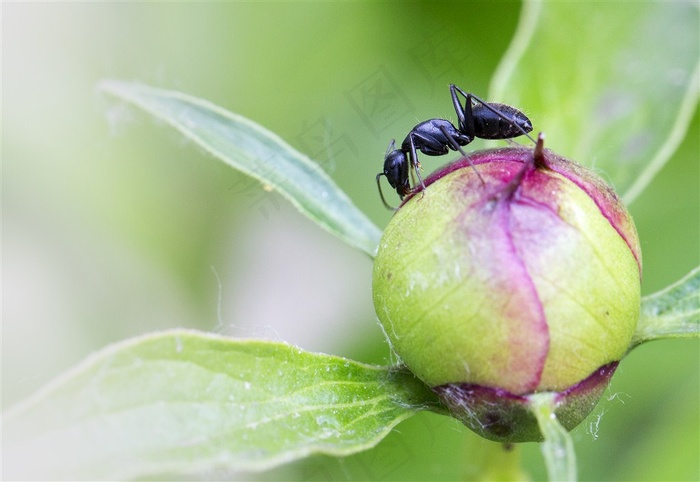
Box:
[376,84,536,210]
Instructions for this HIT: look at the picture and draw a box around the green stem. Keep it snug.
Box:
[529,393,577,482]
[463,436,529,481]
[630,266,700,350]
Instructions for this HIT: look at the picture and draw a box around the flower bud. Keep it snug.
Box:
[372,145,641,442]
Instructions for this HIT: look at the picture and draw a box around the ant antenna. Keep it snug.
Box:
[376,172,397,211]
[385,139,396,158]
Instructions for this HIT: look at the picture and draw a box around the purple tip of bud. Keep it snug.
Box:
[405,146,642,275]
[432,362,619,443]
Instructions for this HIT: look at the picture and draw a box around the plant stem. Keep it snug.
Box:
[529,392,577,482]
[463,435,529,481]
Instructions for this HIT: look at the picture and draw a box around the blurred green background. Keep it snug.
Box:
[3,2,698,481]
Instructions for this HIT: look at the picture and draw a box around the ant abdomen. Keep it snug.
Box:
[471,103,533,140]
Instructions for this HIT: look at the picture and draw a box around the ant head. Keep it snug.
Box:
[377,140,411,210]
[383,148,410,194]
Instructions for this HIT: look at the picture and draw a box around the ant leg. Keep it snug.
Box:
[438,125,485,185]
[452,85,537,145]
[450,84,475,139]
[407,133,427,194]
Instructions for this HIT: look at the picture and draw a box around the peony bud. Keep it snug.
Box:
[372,143,641,442]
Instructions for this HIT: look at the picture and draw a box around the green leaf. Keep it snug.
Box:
[630,267,700,349]
[3,330,436,480]
[529,393,577,482]
[99,80,382,258]
[490,0,699,204]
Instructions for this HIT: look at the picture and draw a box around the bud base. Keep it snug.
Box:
[432,362,618,442]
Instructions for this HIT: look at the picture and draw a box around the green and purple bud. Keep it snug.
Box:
[372,143,642,442]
